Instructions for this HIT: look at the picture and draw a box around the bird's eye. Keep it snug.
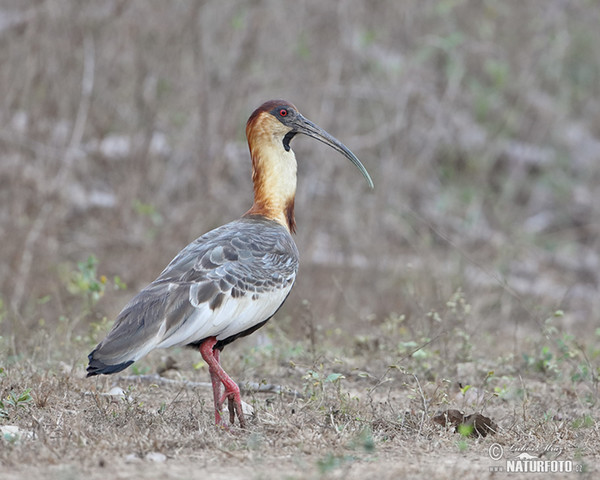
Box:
[279,108,288,117]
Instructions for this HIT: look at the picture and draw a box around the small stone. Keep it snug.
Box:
[104,386,132,402]
[124,453,141,464]
[1,426,35,443]
[145,452,167,463]
[109,386,127,396]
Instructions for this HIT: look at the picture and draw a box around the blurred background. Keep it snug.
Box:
[1,0,599,364]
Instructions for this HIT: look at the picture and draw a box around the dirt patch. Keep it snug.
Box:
[1,342,598,479]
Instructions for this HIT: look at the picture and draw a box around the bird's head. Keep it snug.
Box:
[246,100,374,189]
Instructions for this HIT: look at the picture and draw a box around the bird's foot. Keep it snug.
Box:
[200,337,247,429]
[217,387,246,429]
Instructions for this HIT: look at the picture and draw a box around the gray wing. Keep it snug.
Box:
[87,217,298,375]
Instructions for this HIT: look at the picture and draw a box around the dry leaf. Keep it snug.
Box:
[433,409,498,437]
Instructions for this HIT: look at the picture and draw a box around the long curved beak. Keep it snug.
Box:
[292,114,374,189]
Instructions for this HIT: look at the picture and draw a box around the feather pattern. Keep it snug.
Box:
[87,215,299,374]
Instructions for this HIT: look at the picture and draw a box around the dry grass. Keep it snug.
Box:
[1,0,600,478]
[1,316,598,479]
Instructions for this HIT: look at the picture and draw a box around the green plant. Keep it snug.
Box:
[61,255,127,348]
[445,288,473,362]
[316,453,355,474]
[572,414,595,429]
[130,364,151,376]
[74,315,111,348]
[523,345,558,376]
[66,255,127,308]
[0,388,33,420]
[347,426,375,453]
[522,311,599,393]
[66,255,107,308]
[302,366,347,405]
[457,423,474,437]
[132,199,163,240]
[456,437,470,452]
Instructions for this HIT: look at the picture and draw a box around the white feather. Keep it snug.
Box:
[154,284,293,350]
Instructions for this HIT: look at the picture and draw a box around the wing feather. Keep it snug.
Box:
[87,217,298,372]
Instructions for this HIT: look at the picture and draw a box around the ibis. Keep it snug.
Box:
[87,100,373,428]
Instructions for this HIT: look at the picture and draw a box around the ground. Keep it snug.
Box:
[1,316,598,479]
[1,2,600,479]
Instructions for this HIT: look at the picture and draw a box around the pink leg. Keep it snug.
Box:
[209,347,223,425]
[199,337,247,428]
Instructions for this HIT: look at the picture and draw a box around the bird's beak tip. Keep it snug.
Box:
[294,115,374,190]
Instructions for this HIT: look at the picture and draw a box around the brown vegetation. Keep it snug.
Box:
[1,1,599,478]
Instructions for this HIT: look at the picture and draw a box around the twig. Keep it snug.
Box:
[215,446,246,460]
[119,374,304,399]
[413,374,428,437]
[10,34,95,316]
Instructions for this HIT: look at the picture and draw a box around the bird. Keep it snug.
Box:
[86,99,373,428]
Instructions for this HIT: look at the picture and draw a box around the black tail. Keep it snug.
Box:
[86,349,134,377]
